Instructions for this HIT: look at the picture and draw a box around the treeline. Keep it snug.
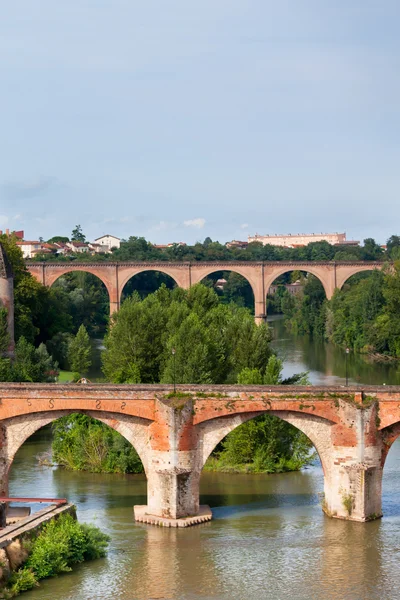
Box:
[31,230,400,263]
[281,264,400,358]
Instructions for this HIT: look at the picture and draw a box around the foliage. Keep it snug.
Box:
[278,263,400,359]
[47,236,69,244]
[3,514,109,598]
[68,325,92,376]
[71,224,86,243]
[282,275,327,336]
[207,357,313,473]
[102,284,273,384]
[51,272,109,337]
[0,234,74,347]
[0,307,9,353]
[5,567,38,596]
[52,414,144,473]
[0,337,58,383]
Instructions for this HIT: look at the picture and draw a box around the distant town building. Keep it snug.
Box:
[248,232,359,247]
[268,281,303,296]
[94,235,121,251]
[152,242,187,249]
[66,242,90,254]
[225,240,248,249]
[0,229,24,239]
[215,278,227,290]
[16,241,44,258]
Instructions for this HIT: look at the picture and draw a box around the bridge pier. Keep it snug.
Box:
[323,462,383,521]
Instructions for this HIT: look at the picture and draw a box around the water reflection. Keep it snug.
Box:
[7,397,400,598]
[269,316,400,385]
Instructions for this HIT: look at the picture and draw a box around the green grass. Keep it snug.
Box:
[57,370,74,383]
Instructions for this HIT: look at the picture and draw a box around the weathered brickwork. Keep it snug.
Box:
[0,384,399,525]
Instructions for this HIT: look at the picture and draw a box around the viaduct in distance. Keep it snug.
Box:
[0,253,398,527]
[27,260,385,322]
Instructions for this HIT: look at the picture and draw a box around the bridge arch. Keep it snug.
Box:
[119,268,180,303]
[1,409,150,496]
[196,410,334,474]
[264,265,332,301]
[336,265,384,291]
[190,265,262,319]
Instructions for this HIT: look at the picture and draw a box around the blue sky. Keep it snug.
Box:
[0,1,399,244]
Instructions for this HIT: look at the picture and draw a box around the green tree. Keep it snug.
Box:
[68,325,92,376]
[0,337,58,382]
[52,414,144,473]
[47,236,70,243]
[0,307,9,354]
[71,225,86,243]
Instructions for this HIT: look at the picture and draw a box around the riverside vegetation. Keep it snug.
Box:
[1,513,109,599]
[3,232,400,476]
[277,263,400,359]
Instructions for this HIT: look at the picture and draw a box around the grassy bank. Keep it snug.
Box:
[56,370,74,383]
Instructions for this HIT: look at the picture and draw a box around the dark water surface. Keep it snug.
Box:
[9,320,400,600]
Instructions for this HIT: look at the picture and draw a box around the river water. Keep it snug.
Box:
[9,319,400,600]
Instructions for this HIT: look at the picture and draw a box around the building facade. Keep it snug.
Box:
[248,232,357,247]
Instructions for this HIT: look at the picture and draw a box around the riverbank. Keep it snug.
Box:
[0,510,109,599]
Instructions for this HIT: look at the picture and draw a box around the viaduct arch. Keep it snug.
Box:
[1,383,399,525]
[26,261,386,322]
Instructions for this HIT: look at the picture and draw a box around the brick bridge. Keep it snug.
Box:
[1,383,399,525]
[26,261,385,323]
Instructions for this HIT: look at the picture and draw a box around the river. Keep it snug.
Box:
[9,319,400,600]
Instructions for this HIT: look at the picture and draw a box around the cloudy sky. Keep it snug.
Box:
[1,1,399,244]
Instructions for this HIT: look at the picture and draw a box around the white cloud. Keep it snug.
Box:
[150,220,177,232]
[240,223,249,229]
[184,218,206,229]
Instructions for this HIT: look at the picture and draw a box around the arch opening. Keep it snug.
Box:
[198,411,326,510]
[267,271,326,336]
[200,411,324,474]
[338,269,383,292]
[6,411,147,500]
[121,270,178,304]
[48,272,110,377]
[50,271,110,336]
[199,270,255,313]
[379,425,400,516]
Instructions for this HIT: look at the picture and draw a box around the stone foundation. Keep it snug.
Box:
[134,505,212,527]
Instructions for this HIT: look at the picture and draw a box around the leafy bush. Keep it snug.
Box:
[52,414,144,474]
[5,567,38,596]
[3,514,109,598]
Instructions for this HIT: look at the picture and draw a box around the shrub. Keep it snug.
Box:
[4,513,110,597]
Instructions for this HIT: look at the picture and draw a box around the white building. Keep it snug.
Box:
[248,232,359,247]
[94,235,121,251]
[16,241,43,258]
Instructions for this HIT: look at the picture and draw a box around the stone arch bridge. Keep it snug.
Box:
[1,383,399,525]
[26,261,385,323]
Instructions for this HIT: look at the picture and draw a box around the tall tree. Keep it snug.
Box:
[71,225,86,243]
[68,325,92,376]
